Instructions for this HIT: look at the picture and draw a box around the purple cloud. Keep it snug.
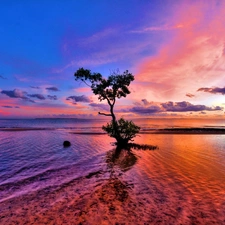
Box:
[186,93,195,98]
[30,86,40,89]
[2,89,56,102]
[129,105,162,114]
[28,94,45,100]
[141,99,151,106]
[161,101,222,112]
[46,87,60,91]
[47,95,58,100]
[89,103,109,111]
[0,89,36,103]
[197,87,225,95]
[66,95,91,103]
[2,106,13,108]
[126,100,223,115]
[2,105,20,109]
[1,89,31,100]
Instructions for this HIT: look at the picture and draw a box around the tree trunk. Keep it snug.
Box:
[110,105,121,143]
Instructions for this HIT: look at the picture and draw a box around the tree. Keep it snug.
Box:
[74,68,140,147]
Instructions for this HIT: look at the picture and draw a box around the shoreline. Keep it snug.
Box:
[144,128,225,135]
[1,127,225,135]
[0,128,54,131]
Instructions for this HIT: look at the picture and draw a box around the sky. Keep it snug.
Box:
[1,0,225,119]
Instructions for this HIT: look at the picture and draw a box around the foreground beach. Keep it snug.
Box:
[1,118,225,224]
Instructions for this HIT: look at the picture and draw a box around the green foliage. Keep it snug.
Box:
[102,118,140,144]
[74,68,134,104]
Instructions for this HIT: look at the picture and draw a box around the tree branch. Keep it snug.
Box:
[112,97,116,106]
[81,79,91,87]
[98,112,112,116]
[105,96,112,106]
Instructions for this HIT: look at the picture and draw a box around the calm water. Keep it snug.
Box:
[0,117,225,130]
[0,118,225,224]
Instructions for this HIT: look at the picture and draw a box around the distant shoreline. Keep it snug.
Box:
[1,127,225,135]
[0,128,54,131]
[146,128,225,134]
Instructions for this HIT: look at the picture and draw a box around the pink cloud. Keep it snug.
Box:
[135,1,225,105]
[130,24,184,33]
[10,103,89,118]
[75,87,92,93]
[0,109,10,116]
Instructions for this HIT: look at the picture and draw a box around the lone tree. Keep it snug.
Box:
[74,68,140,147]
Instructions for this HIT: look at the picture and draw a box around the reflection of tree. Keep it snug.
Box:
[97,146,156,218]
[106,144,158,176]
[122,143,158,151]
[77,147,158,223]
[106,147,138,173]
[87,148,137,217]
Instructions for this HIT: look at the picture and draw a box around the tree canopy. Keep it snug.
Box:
[74,68,134,103]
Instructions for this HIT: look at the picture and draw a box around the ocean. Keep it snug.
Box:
[0,118,225,224]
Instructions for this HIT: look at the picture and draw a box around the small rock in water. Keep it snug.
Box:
[63,140,71,147]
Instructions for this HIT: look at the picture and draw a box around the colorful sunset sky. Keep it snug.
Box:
[1,0,225,118]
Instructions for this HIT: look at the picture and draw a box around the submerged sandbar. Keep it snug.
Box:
[71,128,225,135]
[149,127,225,134]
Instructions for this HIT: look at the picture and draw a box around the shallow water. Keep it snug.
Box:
[1,119,225,224]
[131,134,225,224]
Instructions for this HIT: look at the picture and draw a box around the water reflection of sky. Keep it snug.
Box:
[1,127,225,223]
